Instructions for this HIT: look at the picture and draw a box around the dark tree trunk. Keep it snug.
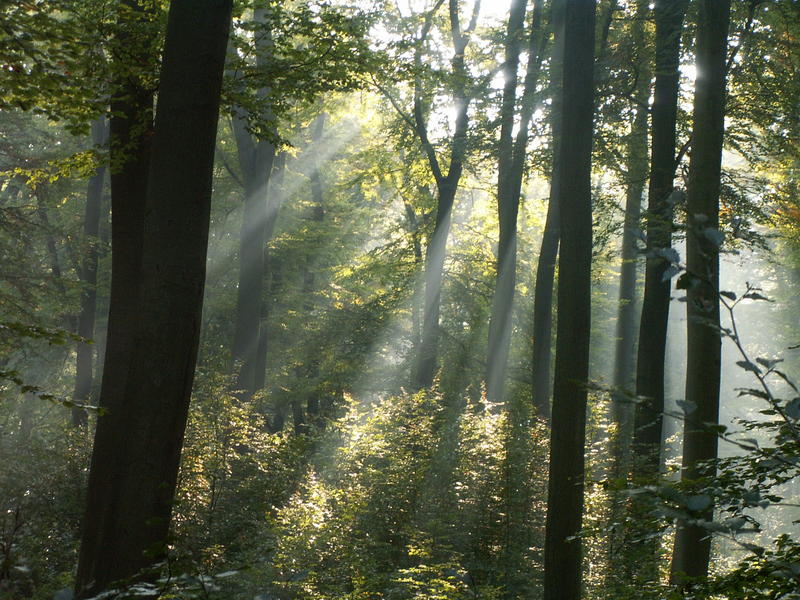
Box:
[486,0,547,405]
[75,2,155,588]
[72,118,109,428]
[670,0,731,584]
[542,2,595,600]
[74,1,231,596]
[632,0,689,475]
[531,0,565,420]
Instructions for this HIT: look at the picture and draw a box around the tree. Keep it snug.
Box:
[633,0,689,478]
[71,117,108,428]
[75,1,232,595]
[486,0,547,405]
[230,4,278,400]
[410,0,481,390]
[670,0,732,584]
[542,1,595,599]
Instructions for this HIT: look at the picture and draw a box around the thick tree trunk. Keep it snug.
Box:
[486,0,547,405]
[72,118,109,427]
[670,0,730,584]
[542,2,595,600]
[632,0,688,476]
[75,1,231,595]
[75,2,155,589]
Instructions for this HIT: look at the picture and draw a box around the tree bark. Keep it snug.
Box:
[74,1,231,595]
[542,1,595,599]
[72,118,109,427]
[486,0,547,405]
[633,0,688,479]
[670,0,731,584]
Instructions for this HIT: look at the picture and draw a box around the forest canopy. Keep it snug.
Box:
[2,0,800,599]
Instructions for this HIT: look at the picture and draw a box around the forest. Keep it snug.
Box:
[1,0,800,598]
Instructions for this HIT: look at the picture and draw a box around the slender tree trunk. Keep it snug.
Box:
[606,0,650,586]
[486,0,547,405]
[670,0,731,584]
[302,112,327,428]
[531,0,565,420]
[414,177,459,390]
[75,1,231,595]
[412,0,475,391]
[632,0,689,474]
[230,5,277,399]
[72,118,109,427]
[253,151,286,394]
[231,117,276,397]
[542,2,595,600]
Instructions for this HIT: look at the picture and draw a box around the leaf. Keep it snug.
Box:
[659,247,681,264]
[743,291,771,301]
[736,360,762,374]
[676,273,700,290]
[703,228,725,247]
[785,398,800,420]
[661,265,681,282]
[686,494,712,511]
[756,357,783,370]
[677,400,697,415]
[719,290,737,301]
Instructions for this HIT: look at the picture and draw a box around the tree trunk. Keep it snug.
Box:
[542,2,595,600]
[531,0,565,420]
[74,1,231,595]
[253,151,287,395]
[610,0,649,460]
[231,116,276,397]
[230,4,278,399]
[410,0,476,391]
[606,0,650,586]
[72,118,109,427]
[414,177,459,390]
[632,0,688,476]
[486,0,547,405]
[299,112,327,430]
[75,2,155,589]
[670,0,730,584]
